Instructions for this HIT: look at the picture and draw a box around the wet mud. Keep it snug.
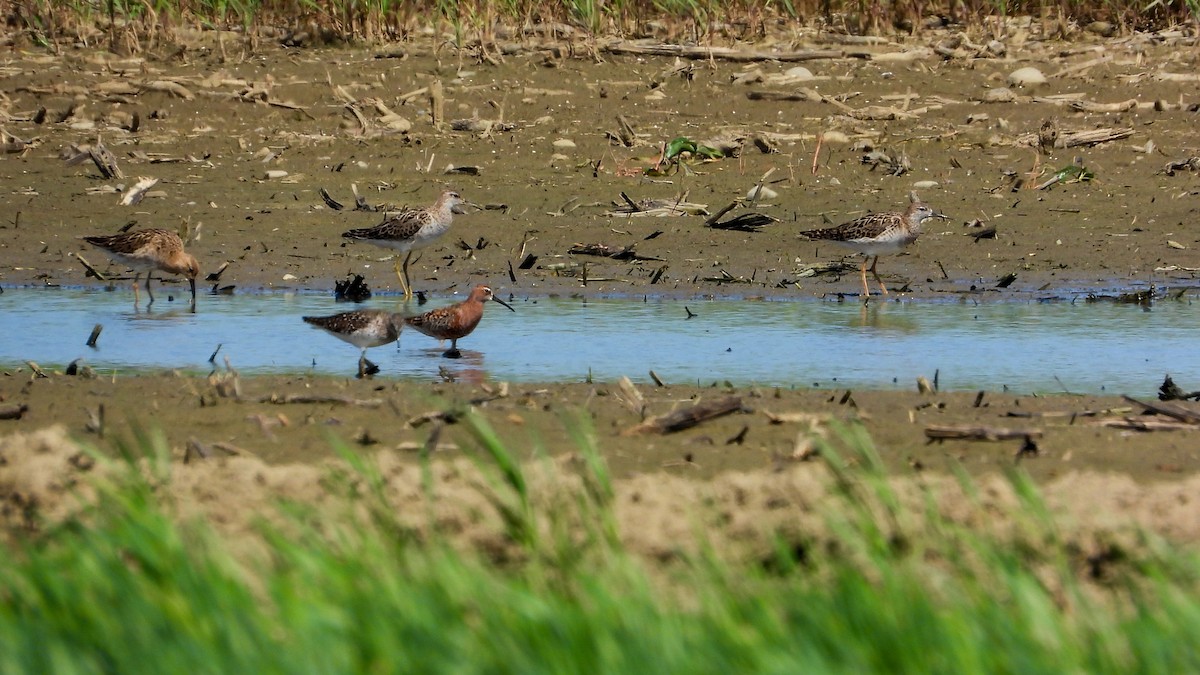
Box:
[3,27,1200,550]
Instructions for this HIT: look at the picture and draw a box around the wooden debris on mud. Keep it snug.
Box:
[925,424,1043,442]
[932,33,1007,60]
[63,138,123,179]
[74,253,108,281]
[1,128,41,154]
[1159,375,1200,402]
[606,192,707,217]
[763,410,831,425]
[257,393,384,407]
[601,40,844,62]
[450,118,516,135]
[187,440,258,462]
[615,376,646,419]
[623,395,745,435]
[567,242,664,261]
[1121,396,1200,425]
[1089,395,1200,432]
[1015,126,1133,149]
[208,356,242,400]
[705,201,778,232]
[140,79,194,99]
[785,260,858,281]
[128,150,210,165]
[1162,157,1200,176]
[334,274,371,302]
[341,98,408,136]
[861,148,910,175]
[429,80,444,130]
[120,177,159,205]
[0,404,29,420]
[746,87,925,120]
[607,114,642,147]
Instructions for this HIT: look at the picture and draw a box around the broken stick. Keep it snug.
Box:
[925,424,1043,442]
[623,395,744,435]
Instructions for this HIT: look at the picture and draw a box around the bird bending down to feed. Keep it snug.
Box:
[404,284,515,359]
[303,309,406,378]
[799,193,947,299]
[82,228,200,306]
[342,189,474,300]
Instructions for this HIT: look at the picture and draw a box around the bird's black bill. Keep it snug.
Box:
[492,296,516,312]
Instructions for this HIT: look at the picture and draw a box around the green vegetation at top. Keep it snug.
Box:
[1,417,1199,672]
[3,0,1197,51]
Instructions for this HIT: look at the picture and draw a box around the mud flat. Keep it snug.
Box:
[3,29,1200,552]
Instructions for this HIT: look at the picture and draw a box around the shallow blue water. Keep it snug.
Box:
[0,287,1195,395]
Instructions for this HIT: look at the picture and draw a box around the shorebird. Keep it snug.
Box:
[404,284,514,358]
[303,309,405,378]
[800,194,947,298]
[82,228,200,305]
[342,189,473,300]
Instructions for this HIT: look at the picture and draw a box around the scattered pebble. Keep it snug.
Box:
[552,138,576,150]
[982,87,1018,103]
[1007,66,1047,87]
[783,66,814,80]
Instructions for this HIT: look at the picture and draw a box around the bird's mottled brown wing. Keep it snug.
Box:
[801,213,897,242]
[404,306,459,338]
[343,209,431,242]
[84,228,182,258]
[304,311,379,334]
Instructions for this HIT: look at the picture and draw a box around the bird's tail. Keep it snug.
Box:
[341,227,374,240]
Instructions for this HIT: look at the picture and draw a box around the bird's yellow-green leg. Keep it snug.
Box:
[393,255,410,299]
[399,251,415,299]
[873,254,892,294]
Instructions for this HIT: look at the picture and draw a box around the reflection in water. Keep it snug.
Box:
[0,287,1197,395]
[848,303,919,332]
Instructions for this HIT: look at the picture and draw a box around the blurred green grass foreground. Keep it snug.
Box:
[1,418,1199,673]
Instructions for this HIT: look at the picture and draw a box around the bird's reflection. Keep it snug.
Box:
[122,303,196,322]
[848,302,919,333]
[416,348,489,385]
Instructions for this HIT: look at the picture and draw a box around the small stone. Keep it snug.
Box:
[982,87,1018,103]
[783,66,813,80]
[912,180,939,189]
[1008,67,1047,87]
[552,138,576,150]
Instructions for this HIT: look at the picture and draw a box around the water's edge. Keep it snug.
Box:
[1,287,1194,396]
